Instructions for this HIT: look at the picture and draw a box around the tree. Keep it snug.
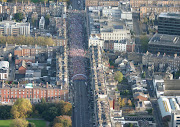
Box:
[41,98,46,104]
[114,71,123,83]
[45,14,50,28]
[53,115,72,127]
[11,98,32,118]
[0,105,12,119]
[42,106,58,121]
[14,13,24,22]
[118,97,122,107]
[10,119,29,127]
[28,122,36,127]
[128,99,132,106]
[140,35,149,53]
[121,98,125,107]
[53,123,64,127]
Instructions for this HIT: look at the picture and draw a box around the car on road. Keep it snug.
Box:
[78,1,80,4]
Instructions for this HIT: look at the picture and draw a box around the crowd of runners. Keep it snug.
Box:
[68,12,87,80]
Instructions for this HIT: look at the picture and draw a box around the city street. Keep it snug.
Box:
[72,80,90,127]
[146,79,163,127]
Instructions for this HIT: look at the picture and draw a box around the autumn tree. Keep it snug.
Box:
[128,99,132,106]
[10,119,29,127]
[53,115,72,127]
[121,98,125,107]
[11,98,32,118]
[114,71,123,83]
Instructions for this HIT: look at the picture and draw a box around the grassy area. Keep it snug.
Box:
[28,120,46,127]
[0,120,12,127]
[0,119,46,127]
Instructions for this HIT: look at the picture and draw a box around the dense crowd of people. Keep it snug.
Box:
[68,12,87,80]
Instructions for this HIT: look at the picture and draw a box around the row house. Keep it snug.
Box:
[0,83,68,103]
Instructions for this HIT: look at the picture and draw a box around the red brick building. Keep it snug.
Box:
[15,56,35,65]
[18,60,26,74]
[0,83,69,103]
[14,46,36,57]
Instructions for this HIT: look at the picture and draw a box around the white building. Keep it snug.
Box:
[0,21,30,36]
[89,35,104,48]
[171,110,180,127]
[0,61,9,80]
[114,40,127,52]
[158,96,180,119]
[121,11,132,20]
[39,16,45,30]
[101,26,130,41]
[153,75,164,98]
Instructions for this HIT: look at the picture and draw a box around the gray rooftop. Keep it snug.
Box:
[159,13,180,20]
[149,34,180,47]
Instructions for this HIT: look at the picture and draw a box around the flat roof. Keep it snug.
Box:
[159,13,180,20]
[149,34,180,47]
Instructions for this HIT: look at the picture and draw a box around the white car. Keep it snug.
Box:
[78,1,80,4]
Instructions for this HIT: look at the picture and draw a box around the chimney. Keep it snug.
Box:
[17,82,19,88]
[46,82,48,89]
[174,54,177,58]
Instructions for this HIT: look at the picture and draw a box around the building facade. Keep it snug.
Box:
[0,83,68,103]
[0,21,30,36]
[158,13,180,36]
[101,27,130,41]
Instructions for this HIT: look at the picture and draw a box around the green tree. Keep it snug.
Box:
[11,98,32,118]
[53,115,72,127]
[114,71,123,83]
[14,13,24,22]
[42,106,58,121]
[119,97,122,107]
[10,119,29,127]
[0,105,12,119]
[45,14,50,28]
[140,35,149,53]
[28,122,36,127]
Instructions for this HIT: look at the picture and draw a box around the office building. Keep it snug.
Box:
[158,13,180,36]
[148,34,180,55]
[0,21,30,36]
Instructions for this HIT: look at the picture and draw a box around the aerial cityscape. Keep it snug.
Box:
[0,0,179,127]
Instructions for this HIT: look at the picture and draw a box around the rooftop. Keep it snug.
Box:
[149,34,180,47]
[159,12,180,20]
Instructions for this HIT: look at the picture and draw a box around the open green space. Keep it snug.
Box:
[0,119,46,127]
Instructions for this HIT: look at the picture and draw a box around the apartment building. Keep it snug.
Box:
[101,26,131,41]
[0,21,30,36]
[0,82,68,103]
[89,35,104,48]
[140,6,180,19]
[86,0,120,7]
[130,0,180,9]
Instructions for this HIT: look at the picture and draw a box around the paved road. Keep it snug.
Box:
[72,80,90,127]
[146,80,163,127]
